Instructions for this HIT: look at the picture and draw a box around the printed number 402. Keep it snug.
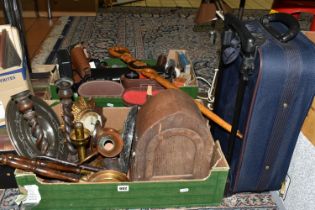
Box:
[117,185,129,192]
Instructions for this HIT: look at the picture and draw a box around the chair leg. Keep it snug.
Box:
[238,0,246,20]
[33,0,39,18]
[47,0,52,19]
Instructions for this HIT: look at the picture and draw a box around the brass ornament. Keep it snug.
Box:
[95,128,124,158]
[70,122,91,162]
[86,170,129,183]
[72,96,96,120]
[72,96,103,133]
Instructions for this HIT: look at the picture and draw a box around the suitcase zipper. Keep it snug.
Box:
[256,39,302,191]
[232,21,267,192]
[232,47,263,192]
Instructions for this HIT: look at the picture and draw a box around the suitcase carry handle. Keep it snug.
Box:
[261,13,300,43]
[224,13,256,55]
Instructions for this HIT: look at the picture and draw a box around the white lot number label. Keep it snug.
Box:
[0,101,4,121]
[23,185,41,205]
[117,185,129,192]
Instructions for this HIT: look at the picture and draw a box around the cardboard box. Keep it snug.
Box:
[0,25,31,126]
[14,106,229,209]
[48,57,199,107]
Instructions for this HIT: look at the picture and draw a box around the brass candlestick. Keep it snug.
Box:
[70,122,90,162]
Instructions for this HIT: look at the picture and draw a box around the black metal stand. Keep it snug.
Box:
[238,0,246,20]
[226,76,247,163]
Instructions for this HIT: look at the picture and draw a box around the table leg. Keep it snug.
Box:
[47,0,52,19]
[238,0,246,20]
[34,0,39,18]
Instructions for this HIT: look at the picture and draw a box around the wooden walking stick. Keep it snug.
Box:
[108,47,243,139]
[0,154,79,182]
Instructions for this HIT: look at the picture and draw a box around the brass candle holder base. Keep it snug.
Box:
[70,122,90,162]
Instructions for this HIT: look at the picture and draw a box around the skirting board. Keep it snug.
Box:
[37,11,97,17]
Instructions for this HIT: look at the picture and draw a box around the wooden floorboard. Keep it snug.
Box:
[25,17,57,59]
[224,0,239,9]
[0,16,56,60]
[224,0,274,9]
[123,0,274,9]
[256,0,274,9]
[23,18,36,31]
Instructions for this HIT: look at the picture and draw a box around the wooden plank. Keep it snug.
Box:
[19,0,39,17]
[146,0,162,7]
[38,11,97,17]
[37,0,98,12]
[0,18,5,25]
[34,0,98,17]
[23,18,36,31]
[0,17,54,60]
[224,0,239,9]
[189,0,201,8]
[224,0,273,9]
[0,0,98,17]
[255,0,274,9]
[302,98,315,146]
[245,0,265,9]
[301,31,315,146]
[130,1,147,6]
[160,0,177,7]
[175,0,192,7]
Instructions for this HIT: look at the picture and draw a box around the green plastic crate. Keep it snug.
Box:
[15,142,228,210]
[15,106,228,210]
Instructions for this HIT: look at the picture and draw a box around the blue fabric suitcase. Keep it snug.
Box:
[212,13,315,193]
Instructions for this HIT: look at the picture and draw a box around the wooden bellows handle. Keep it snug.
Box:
[0,154,79,182]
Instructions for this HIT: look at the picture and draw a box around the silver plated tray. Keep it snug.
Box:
[6,91,69,159]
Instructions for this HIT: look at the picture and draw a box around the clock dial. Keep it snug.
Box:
[80,111,102,133]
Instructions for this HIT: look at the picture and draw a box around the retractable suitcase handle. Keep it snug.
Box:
[224,13,256,55]
[223,13,258,76]
[222,14,258,164]
[261,13,300,43]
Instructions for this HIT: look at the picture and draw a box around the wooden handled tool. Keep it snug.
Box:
[35,155,103,172]
[108,47,243,139]
[6,154,86,174]
[0,154,79,182]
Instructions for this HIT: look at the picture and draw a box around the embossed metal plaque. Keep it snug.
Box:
[5,91,68,159]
